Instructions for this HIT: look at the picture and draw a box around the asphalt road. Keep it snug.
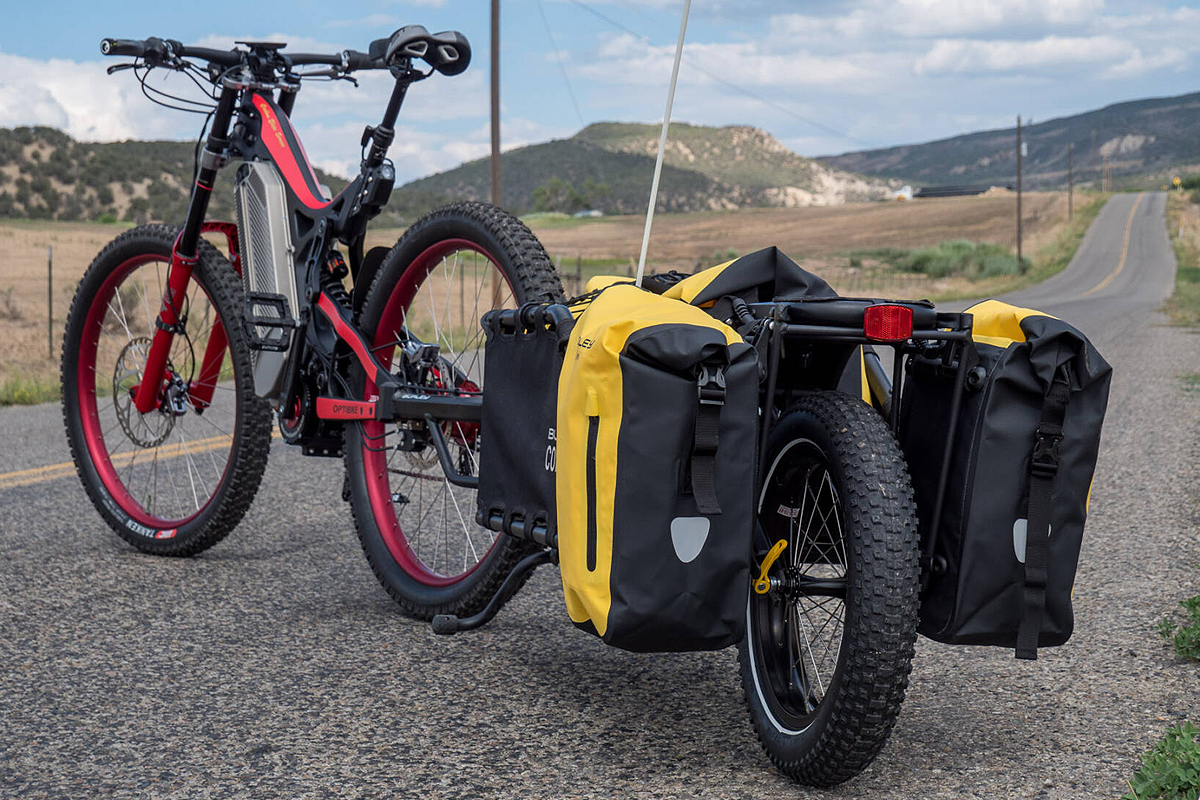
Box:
[2,192,1199,799]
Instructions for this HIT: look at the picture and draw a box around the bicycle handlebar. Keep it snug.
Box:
[100,37,388,73]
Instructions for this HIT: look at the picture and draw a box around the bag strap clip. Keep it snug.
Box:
[697,364,726,406]
[1030,427,1062,477]
[691,363,727,515]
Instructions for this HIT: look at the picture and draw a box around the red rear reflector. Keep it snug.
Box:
[863,304,913,342]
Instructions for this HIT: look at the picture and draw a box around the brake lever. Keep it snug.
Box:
[295,68,359,87]
[106,62,137,74]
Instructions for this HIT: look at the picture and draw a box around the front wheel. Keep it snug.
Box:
[739,390,919,788]
[61,224,273,556]
[344,202,565,619]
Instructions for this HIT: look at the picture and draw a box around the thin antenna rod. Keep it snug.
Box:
[635,0,691,287]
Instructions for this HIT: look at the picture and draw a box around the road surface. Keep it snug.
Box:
[1,192,1198,799]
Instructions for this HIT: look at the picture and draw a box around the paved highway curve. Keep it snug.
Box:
[2,193,1198,799]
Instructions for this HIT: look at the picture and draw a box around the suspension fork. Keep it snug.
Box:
[132,86,239,414]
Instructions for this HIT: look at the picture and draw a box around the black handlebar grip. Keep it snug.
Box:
[343,49,383,71]
[100,38,146,57]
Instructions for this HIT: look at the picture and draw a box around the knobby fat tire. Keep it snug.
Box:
[344,201,565,620]
[738,390,920,787]
[61,224,273,556]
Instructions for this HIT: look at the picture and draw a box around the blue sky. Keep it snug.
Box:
[1,1,1198,183]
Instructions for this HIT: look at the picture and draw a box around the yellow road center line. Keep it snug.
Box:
[1081,193,1143,298]
[0,430,281,491]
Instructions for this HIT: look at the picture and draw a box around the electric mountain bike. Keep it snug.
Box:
[63,28,564,621]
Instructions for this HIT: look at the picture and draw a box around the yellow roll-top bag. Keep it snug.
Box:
[557,284,758,652]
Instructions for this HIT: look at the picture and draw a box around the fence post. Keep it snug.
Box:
[47,245,53,360]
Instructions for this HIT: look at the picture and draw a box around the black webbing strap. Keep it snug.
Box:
[1015,373,1071,660]
[691,364,726,515]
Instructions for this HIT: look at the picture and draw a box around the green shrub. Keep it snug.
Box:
[0,375,59,406]
[1124,721,1200,800]
[896,239,1024,279]
[1159,594,1200,661]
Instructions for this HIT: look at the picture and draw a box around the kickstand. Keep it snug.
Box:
[431,548,553,635]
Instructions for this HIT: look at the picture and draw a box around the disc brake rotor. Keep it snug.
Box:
[112,336,174,448]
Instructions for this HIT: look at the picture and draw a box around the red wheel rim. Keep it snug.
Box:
[360,238,515,586]
[76,254,235,529]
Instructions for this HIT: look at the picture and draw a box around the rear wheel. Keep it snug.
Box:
[344,202,564,619]
[739,390,919,787]
[61,225,272,556]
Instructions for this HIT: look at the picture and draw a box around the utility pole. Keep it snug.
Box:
[1016,115,1023,267]
[490,0,501,208]
[1067,142,1073,221]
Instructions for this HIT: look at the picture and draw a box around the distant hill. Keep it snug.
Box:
[817,91,1200,189]
[0,126,350,224]
[396,122,898,214]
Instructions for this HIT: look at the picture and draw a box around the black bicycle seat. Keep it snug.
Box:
[369,26,471,76]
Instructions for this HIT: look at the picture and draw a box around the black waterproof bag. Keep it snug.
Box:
[899,300,1112,659]
[476,304,574,545]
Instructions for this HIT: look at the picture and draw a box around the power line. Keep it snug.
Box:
[565,0,872,149]
[537,0,586,128]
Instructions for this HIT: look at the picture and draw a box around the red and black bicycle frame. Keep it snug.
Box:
[129,49,478,465]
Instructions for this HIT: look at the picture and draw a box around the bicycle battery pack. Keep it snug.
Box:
[234,161,299,400]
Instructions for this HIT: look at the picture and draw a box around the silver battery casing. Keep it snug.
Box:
[234,161,298,401]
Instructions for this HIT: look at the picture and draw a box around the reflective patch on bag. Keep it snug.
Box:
[1012,518,1052,564]
[670,517,710,563]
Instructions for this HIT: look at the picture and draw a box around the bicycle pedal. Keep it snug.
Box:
[243,292,296,352]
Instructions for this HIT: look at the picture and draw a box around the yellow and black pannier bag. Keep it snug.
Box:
[557,284,758,652]
[899,300,1112,659]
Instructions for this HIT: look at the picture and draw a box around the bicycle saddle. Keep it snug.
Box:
[369,26,471,76]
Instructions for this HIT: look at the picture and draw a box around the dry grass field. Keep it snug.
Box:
[528,191,1075,296]
[0,191,1086,403]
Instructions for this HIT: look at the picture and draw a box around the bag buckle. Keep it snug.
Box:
[697,365,726,406]
[1030,428,1062,477]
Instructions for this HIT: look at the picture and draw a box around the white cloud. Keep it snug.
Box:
[1101,46,1188,79]
[581,33,882,89]
[914,36,1132,75]
[0,50,180,140]
[776,0,1105,43]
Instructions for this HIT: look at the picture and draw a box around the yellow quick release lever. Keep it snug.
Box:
[753,539,789,595]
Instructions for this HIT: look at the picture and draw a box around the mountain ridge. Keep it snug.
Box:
[395,122,898,214]
[816,90,1200,188]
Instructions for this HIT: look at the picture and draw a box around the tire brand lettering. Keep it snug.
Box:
[126,519,155,538]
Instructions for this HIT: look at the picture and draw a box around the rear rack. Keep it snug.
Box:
[744,298,975,592]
